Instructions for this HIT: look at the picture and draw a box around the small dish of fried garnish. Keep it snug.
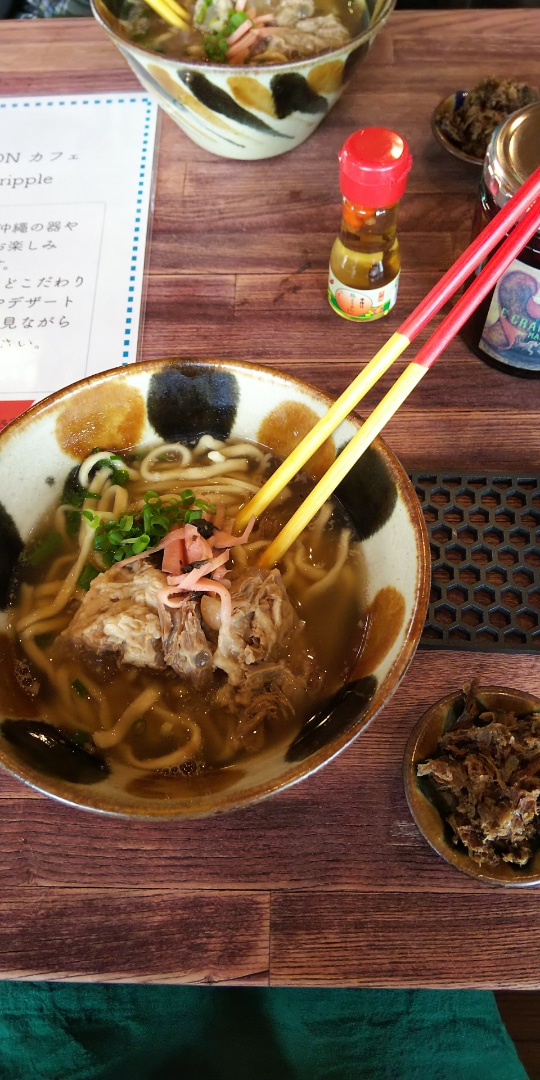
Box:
[432,77,540,164]
[404,681,540,886]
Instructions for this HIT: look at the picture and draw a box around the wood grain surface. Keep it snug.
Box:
[3,10,540,986]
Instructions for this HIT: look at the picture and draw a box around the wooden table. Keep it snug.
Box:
[3,9,540,988]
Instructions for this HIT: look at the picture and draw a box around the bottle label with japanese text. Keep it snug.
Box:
[328,267,400,321]
[478,257,540,371]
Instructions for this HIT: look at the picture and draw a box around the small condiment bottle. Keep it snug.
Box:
[462,102,540,376]
[328,127,412,322]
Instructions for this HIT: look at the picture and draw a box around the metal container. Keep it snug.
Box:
[462,102,540,375]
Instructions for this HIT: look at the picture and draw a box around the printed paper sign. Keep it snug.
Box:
[0,93,159,425]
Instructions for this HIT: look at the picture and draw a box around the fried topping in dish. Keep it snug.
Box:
[417,681,540,868]
[439,77,540,160]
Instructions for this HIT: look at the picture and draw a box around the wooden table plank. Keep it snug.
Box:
[270,891,540,988]
[0,889,269,983]
[1,652,538,896]
[2,9,540,987]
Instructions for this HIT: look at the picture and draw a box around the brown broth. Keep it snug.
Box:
[7,440,366,774]
[115,0,369,64]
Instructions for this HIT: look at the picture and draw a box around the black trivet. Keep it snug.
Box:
[410,472,540,651]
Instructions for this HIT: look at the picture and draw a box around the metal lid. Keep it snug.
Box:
[484,101,540,207]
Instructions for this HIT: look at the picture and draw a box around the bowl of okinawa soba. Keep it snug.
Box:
[90,0,396,159]
[0,357,429,818]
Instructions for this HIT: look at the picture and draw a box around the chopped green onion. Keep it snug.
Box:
[87,453,129,487]
[82,510,100,528]
[194,497,217,514]
[110,466,129,486]
[62,470,217,566]
[228,10,247,28]
[132,718,146,735]
[203,10,250,62]
[204,37,229,62]
[107,529,126,546]
[194,0,208,24]
[25,530,63,568]
[77,564,100,591]
[72,679,90,699]
[132,534,151,554]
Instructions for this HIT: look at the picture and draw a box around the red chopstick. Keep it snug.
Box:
[401,163,540,342]
[237,165,540,541]
[414,190,540,368]
[253,180,540,564]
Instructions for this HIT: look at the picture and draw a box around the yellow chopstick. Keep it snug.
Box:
[235,163,540,538]
[235,331,409,530]
[145,0,190,30]
[257,362,425,568]
[254,185,540,569]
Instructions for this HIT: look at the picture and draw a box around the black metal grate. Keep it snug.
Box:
[410,472,540,651]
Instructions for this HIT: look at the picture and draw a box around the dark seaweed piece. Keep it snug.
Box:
[195,518,215,539]
[61,464,85,507]
[1,719,110,785]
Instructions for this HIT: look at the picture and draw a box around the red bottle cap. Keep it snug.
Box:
[338,127,413,208]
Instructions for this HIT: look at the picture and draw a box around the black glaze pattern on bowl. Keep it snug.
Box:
[181,72,289,137]
[128,56,248,151]
[0,503,23,611]
[336,444,398,542]
[286,675,378,762]
[147,363,240,444]
[270,73,327,119]
[1,719,110,784]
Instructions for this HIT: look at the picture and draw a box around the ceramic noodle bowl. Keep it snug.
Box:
[0,358,429,818]
[90,0,396,160]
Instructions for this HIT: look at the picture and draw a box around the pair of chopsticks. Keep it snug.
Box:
[234,165,540,568]
[145,0,190,31]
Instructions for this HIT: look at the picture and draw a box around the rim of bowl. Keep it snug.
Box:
[90,0,397,75]
[0,356,430,819]
[431,90,484,166]
[404,683,540,886]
